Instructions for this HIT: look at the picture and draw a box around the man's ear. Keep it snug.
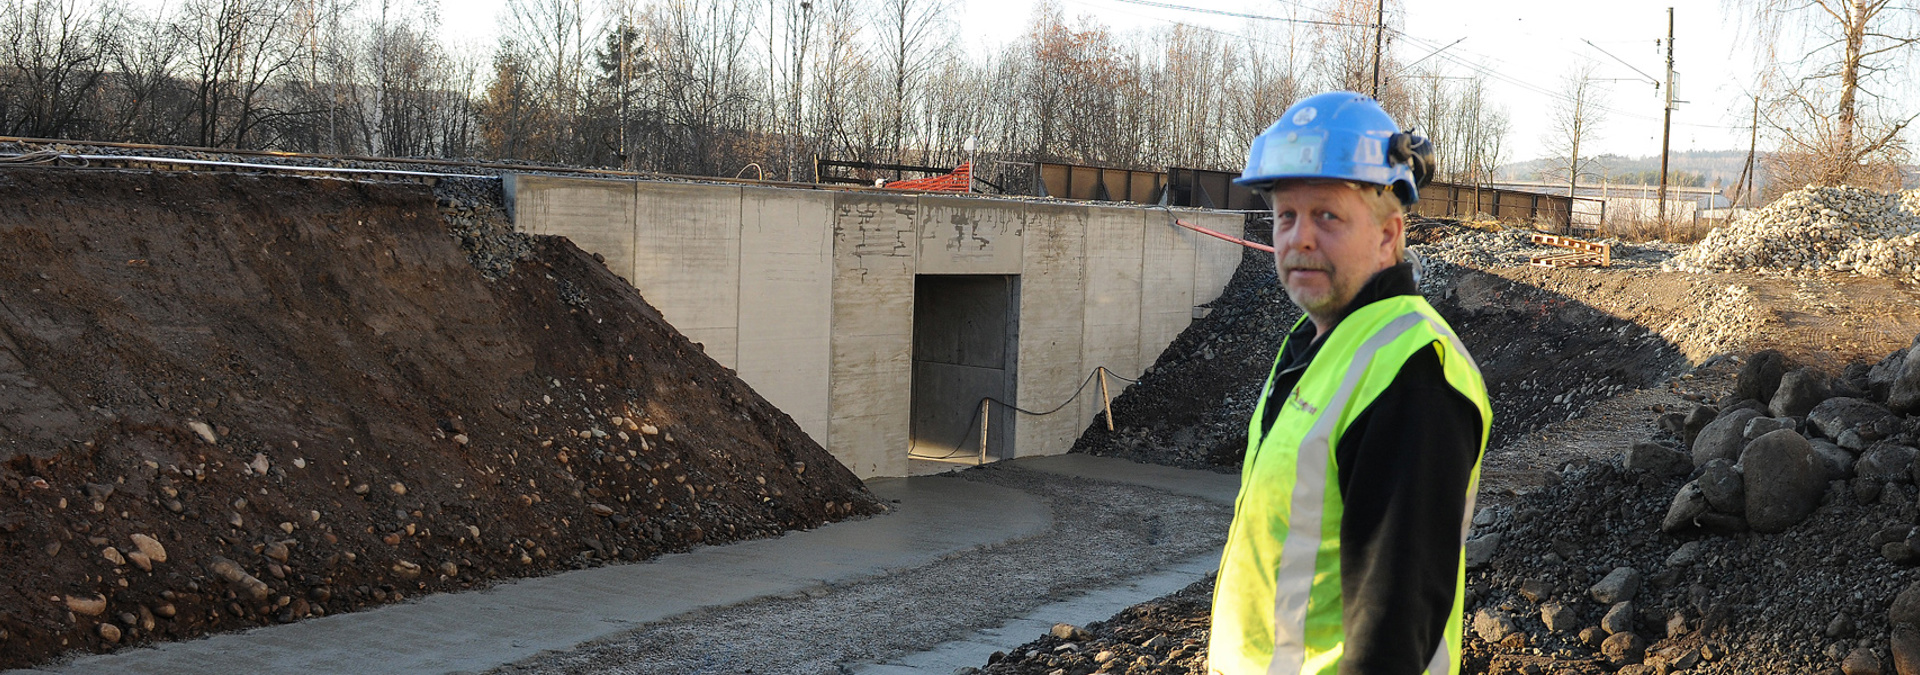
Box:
[1381,212,1406,254]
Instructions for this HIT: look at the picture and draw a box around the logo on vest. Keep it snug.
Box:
[1286,386,1319,415]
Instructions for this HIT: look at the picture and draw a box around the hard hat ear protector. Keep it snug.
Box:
[1388,131,1435,206]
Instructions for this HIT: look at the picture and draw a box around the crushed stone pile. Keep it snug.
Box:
[1666,186,1920,280]
[1411,219,1687,271]
[1073,218,1685,471]
[968,580,1212,675]
[0,169,881,669]
[1462,336,1920,674]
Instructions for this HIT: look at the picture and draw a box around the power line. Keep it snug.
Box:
[1102,0,1374,28]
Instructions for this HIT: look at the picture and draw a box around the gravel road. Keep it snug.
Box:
[487,463,1233,674]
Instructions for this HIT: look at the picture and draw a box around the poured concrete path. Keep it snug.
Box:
[12,455,1237,675]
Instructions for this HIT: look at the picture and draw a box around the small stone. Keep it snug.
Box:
[186,421,218,444]
[101,547,126,566]
[639,423,660,436]
[390,482,407,496]
[1694,408,1764,467]
[1049,623,1090,641]
[129,534,168,563]
[208,556,271,600]
[1843,646,1883,675]
[1541,602,1578,633]
[228,512,244,528]
[1602,601,1634,635]
[66,594,107,616]
[1663,481,1712,533]
[1472,608,1517,643]
[1601,631,1647,665]
[589,503,615,517]
[1578,626,1607,647]
[1590,567,1642,604]
[1464,533,1500,569]
[1698,458,1744,513]
[1829,613,1857,638]
[392,560,422,578]
[1518,578,1555,603]
[248,453,269,476]
[126,551,152,571]
[263,541,290,563]
[97,622,121,643]
[440,561,459,577]
[352,483,370,495]
[154,603,175,618]
[1738,350,1791,403]
[1666,541,1705,567]
[43,541,60,557]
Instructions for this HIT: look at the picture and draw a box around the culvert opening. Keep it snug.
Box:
[908,274,1020,465]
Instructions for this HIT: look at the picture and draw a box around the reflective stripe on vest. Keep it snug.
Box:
[1209,295,1492,675]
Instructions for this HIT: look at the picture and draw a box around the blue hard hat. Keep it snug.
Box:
[1236,91,1431,205]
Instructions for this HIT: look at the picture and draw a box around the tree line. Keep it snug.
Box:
[0,0,1515,190]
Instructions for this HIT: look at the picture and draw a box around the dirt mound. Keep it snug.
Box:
[0,168,879,668]
[1667,186,1920,280]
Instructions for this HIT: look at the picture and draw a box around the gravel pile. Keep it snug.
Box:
[1464,335,1920,675]
[1412,221,1686,271]
[1666,186,1920,279]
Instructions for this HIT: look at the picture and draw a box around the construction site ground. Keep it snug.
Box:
[4,154,1920,675]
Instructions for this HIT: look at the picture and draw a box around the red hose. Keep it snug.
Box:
[1171,218,1274,253]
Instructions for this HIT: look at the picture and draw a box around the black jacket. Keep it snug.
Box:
[1258,263,1485,675]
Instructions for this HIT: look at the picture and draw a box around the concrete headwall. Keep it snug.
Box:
[506,174,1244,477]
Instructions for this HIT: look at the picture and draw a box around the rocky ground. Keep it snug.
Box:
[1002,216,1920,675]
[1667,186,1920,280]
[0,168,879,669]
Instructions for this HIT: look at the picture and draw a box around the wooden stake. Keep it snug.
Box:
[978,399,990,466]
[1098,367,1115,432]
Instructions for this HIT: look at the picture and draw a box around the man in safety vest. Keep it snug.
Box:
[1208,91,1492,675]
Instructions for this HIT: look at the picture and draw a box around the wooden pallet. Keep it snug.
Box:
[1528,233,1611,268]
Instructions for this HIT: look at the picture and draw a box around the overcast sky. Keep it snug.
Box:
[272,0,1809,163]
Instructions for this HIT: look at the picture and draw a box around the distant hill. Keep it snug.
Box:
[1499,150,1758,191]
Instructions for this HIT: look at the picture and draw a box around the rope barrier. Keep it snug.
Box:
[906,364,1146,462]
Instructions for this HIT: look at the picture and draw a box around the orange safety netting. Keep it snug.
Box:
[882,162,971,192]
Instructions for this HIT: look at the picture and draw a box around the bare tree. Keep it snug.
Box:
[1740,0,1920,187]
[873,0,950,163]
[0,0,119,138]
[1543,62,1607,201]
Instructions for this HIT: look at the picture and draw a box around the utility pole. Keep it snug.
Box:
[1370,0,1384,97]
[1657,7,1675,235]
[1741,94,1758,207]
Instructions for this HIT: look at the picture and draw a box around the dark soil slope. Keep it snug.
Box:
[0,168,879,667]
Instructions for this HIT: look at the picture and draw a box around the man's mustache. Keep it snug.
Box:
[1279,254,1332,274]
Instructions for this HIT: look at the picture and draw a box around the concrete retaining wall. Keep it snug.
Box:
[506,174,1245,478]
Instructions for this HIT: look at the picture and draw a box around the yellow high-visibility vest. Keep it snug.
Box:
[1209,295,1491,675]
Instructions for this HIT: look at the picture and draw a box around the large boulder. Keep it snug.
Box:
[1682,405,1719,448]
[1858,443,1920,484]
[1662,482,1712,533]
[1870,348,1909,403]
[1741,429,1826,533]
[1698,459,1745,513]
[1770,367,1833,418]
[1695,408,1765,467]
[1811,439,1855,480]
[1744,416,1795,440]
[1624,441,1690,476]
[1738,350,1791,404]
[1809,397,1899,442]
[1892,344,1920,415]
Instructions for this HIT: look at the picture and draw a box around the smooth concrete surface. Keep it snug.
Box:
[10,476,1048,675]
[505,175,1246,477]
[829,193,920,478]
[849,551,1221,675]
[737,187,835,446]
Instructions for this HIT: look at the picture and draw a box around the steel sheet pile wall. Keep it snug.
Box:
[507,174,1242,477]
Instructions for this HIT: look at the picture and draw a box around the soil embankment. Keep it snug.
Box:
[0,168,879,668]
